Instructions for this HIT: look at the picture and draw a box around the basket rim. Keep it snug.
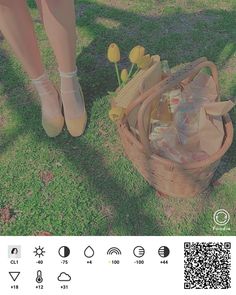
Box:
[119,114,233,170]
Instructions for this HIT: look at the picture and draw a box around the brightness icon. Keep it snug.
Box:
[34,246,46,258]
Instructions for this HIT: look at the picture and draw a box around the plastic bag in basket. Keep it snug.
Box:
[150,72,235,163]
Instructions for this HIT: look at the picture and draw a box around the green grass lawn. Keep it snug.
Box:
[0,0,236,235]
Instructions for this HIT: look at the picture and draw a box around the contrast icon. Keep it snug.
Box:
[84,246,94,258]
[58,272,71,282]
[133,246,145,258]
[36,270,43,284]
[8,246,21,259]
[33,246,45,258]
[158,246,170,258]
[107,247,122,255]
[9,272,20,282]
[59,246,70,258]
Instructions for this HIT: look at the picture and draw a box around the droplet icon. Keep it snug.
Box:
[84,246,94,258]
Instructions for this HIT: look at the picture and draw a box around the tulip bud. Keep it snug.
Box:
[137,54,153,69]
[107,43,121,63]
[129,45,145,64]
[109,106,125,122]
[121,69,129,83]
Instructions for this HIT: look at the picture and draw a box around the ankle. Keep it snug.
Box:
[59,67,77,78]
[59,67,81,95]
[31,73,56,97]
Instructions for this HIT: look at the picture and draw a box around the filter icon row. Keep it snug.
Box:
[9,271,71,283]
[8,245,170,259]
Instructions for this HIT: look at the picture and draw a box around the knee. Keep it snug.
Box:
[45,0,73,7]
[0,1,12,14]
[0,0,8,4]
[0,0,9,8]
[0,0,24,9]
[0,0,19,6]
[45,0,64,5]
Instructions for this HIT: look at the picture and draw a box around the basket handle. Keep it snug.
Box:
[136,60,219,157]
[124,57,208,119]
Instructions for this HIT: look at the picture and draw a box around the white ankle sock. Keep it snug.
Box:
[59,68,86,120]
[31,73,62,118]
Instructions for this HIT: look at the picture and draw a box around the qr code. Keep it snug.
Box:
[184,242,231,289]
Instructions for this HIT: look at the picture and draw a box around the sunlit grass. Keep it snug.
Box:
[0,0,235,235]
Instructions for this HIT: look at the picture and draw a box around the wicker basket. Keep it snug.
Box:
[114,58,234,198]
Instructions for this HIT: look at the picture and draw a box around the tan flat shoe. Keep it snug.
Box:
[42,89,64,138]
[62,82,87,137]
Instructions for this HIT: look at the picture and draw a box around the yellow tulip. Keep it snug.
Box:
[107,43,121,63]
[136,54,153,69]
[129,45,145,64]
[109,106,125,122]
[121,69,129,83]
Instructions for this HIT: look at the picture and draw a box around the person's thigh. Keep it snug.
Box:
[0,0,25,6]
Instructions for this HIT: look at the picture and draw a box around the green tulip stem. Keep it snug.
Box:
[115,63,121,86]
[133,67,140,77]
[128,63,135,79]
[120,80,126,88]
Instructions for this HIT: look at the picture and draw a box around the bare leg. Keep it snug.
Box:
[0,0,64,137]
[0,0,44,78]
[36,0,76,72]
[37,0,87,137]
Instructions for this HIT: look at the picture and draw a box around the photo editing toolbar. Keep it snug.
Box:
[0,236,235,294]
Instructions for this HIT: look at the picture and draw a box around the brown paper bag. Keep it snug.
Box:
[182,72,218,102]
[199,100,234,154]
[112,55,163,130]
[181,72,235,155]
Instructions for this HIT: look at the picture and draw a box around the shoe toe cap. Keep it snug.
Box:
[66,113,87,137]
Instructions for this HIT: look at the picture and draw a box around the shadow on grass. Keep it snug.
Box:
[1,1,236,234]
[75,1,236,102]
[0,47,162,235]
[74,1,236,186]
